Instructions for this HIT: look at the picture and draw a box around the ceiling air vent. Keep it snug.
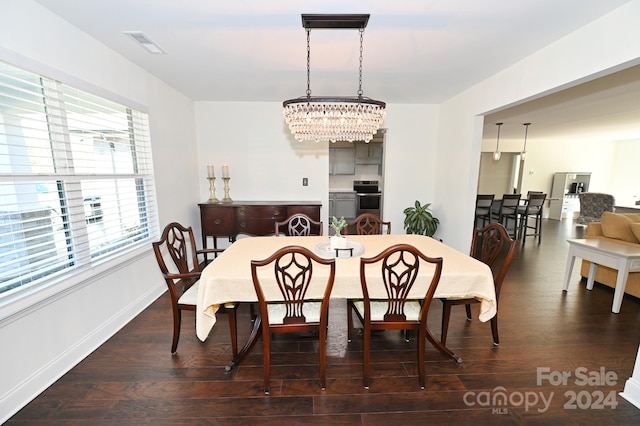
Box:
[123,31,166,54]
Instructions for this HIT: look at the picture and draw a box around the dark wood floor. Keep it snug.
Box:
[8,220,640,425]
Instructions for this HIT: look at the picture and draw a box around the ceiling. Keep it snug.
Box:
[33,0,640,144]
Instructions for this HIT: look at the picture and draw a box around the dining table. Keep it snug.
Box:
[196,234,496,371]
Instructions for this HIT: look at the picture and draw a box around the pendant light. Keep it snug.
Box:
[521,122,531,160]
[493,122,503,161]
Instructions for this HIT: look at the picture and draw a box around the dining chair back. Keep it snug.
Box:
[275,213,323,236]
[346,212,391,235]
[348,244,459,389]
[251,245,336,394]
[475,194,495,228]
[518,192,547,244]
[492,193,521,239]
[440,223,516,346]
[152,222,237,355]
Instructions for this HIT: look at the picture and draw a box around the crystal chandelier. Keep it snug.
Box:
[283,14,386,143]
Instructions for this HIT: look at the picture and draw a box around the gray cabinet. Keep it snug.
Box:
[329,147,355,175]
[355,142,383,165]
[329,191,356,224]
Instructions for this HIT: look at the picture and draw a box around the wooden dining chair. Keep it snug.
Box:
[440,223,516,346]
[251,245,336,394]
[274,213,323,236]
[152,222,237,355]
[348,244,459,389]
[346,213,391,235]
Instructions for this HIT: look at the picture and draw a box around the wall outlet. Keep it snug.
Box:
[302,177,308,186]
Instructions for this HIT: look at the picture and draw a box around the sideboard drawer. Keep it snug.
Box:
[236,206,287,220]
[235,206,287,235]
[200,205,234,236]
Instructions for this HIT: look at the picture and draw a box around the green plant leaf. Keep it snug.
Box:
[403,200,439,236]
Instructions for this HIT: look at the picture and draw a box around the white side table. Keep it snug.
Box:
[563,238,640,313]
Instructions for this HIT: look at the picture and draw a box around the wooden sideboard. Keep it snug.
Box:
[198,201,322,254]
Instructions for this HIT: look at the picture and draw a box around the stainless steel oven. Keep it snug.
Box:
[353,180,382,217]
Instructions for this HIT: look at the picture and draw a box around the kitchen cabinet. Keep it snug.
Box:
[329,146,355,175]
[329,192,356,225]
[355,141,383,165]
[548,172,591,220]
[199,201,321,254]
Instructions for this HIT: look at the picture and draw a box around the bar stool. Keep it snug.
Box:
[518,193,546,244]
[475,194,495,228]
[493,194,521,239]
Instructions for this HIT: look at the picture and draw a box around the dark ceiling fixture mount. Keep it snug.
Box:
[521,122,531,160]
[282,14,386,143]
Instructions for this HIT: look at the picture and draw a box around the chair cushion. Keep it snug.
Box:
[177,280,200,305]
[266,302,321,324]
[352,300,422,321]
[600,212,640,243]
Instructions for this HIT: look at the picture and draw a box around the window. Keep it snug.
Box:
[0,61,157,297]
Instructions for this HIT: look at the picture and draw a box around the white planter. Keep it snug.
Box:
[330,235,348,250]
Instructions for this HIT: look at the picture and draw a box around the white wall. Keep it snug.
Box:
[194,102,440,240]
[435,0,640,250]
[610,139,640,206]
[478,139,619,195]
[0,1,200,421]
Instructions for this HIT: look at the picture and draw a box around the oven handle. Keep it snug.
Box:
[355,193,382,197]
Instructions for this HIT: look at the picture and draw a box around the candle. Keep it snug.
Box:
[207,164,215,178]
[222,165,229,178]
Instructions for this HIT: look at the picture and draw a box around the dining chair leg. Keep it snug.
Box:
[262,328,272,395]
[227,307,238,358]
[362,326,371,389]
[464,304,472,321]
[440,302,452,346]
[347,302,354,342]
[171,307,181,354]
[418,326,426,389]
[491,315,499,346]
[319,321,328,390]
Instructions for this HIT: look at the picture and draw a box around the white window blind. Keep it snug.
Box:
[0,60,157,296]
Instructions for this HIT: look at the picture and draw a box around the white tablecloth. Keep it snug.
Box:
[196,234,496,341]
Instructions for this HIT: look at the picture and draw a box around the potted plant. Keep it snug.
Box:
[329,216,348,249]
[403,200,440,237]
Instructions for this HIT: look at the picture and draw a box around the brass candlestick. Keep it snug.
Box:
[207,177,219,203]
[222,177,232,203]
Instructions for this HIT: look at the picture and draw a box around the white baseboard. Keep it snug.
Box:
[620,377,640,410]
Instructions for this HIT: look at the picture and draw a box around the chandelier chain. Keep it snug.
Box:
[306,27,311,97]
[358,27,364,97]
